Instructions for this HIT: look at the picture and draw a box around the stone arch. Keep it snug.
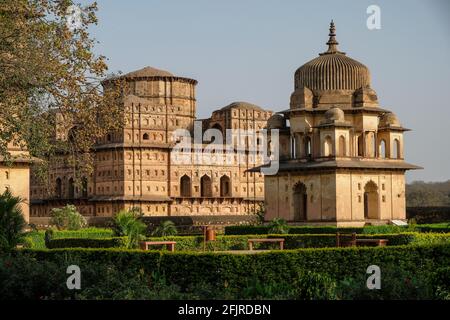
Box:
[364,180,379,219]
[393,138,401,159]
[304,136,312,157]
[323,135,333,157]
[180,175,191,197]
[68,178,75,198]
[220,175,231,197]
[55,178,62,198]
[200,174,212,197]
[379,139,386,159]
[357,134,364,156]
[143,133,149,140]
[338,135,346,156]
[81,177,88,198]
[293,182,307,221]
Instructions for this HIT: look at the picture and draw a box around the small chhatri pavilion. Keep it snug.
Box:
[261,21,421,226]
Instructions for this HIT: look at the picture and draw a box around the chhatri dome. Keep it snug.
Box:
[294,20,371,91]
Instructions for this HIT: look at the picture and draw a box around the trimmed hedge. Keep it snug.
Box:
[26,228,115,249]
[224,224,450,235]
[46,237,126,249]
[19,243,450,295]
[44,232,450,250]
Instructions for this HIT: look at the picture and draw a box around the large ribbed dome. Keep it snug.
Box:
[295,21,371,91]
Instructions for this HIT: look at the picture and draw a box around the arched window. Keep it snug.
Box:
[106,134,112,142]
[220,176,231,197]
[180,175,191,197]
[379,140,386,159]
[143,133,149,140]
[323,136,333,157]
[293,182,307,221]
[81,177,88,198]
[68,178,75,198]
[364,181,379,219]
[200,175,212,197]
[304,136,311,157]
[393,139,401,159]
[55,178,62,198]
[357,134,364,156]
[338,135,346,157]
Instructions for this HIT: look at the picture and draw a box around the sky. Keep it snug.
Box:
[79,0,450,183]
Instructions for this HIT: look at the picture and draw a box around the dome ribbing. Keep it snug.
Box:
[294,21,371,91]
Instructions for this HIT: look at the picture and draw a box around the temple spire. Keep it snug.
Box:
[320,20,345,55]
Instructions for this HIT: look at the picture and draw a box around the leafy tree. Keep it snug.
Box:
[406,180,450,207]
[112,209,146,249]
[268,218,289,234]
[49,204,87,230]
[0,0,124,184]
[151,220,178,237]
[252,203,266,225]
[0,189,26,251]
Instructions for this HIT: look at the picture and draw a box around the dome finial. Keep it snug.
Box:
[320,20,345,55]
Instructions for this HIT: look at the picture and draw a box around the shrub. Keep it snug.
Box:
[25,228,114,249]
[0,189,27,251]
[224,224,450,235]
[151,220,178,237]
[10,243,450,300]
[44,229,54,248]
[112,209,146,249]
[46,237,126,249]
[252,203,266,225]
[50,205,87,230]
[268,218,289,234]
[41,232,450,251]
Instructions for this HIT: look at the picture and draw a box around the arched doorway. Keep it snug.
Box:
[55,178,62,198]
[68,178,75,198]
[220,175,231,197]
[293,182,307,221]
[200,175,212,197]
[364,181,379,219]
[180,175,191,197]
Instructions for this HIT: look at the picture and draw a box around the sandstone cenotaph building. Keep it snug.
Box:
[260,21,420,226]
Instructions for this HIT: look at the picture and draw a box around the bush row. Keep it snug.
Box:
[46,237,126,249]
[224,223,450,235]
[25,228,115,249]
[4,243,448,299]
[45,232,450,250]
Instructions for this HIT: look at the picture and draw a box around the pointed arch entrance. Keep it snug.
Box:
[293,182,307,221]
[364,181,379,219]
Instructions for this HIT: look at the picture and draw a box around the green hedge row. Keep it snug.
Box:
[45,232,450,250]
[26,228,115,249]
[13,243,450,300]
[224,223,450,235]
[46,237,126,249]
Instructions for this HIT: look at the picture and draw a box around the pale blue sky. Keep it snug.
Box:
[81,0,450,182]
